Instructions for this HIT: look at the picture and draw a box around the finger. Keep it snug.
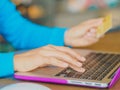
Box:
[39,50,83,67]
[84,35,99,44]
[49,45,86,62]
[46,57,69,68]
[69,65,85,73]
[76,19,103,37]
[83,18,103,25]
[46,57,85,73]
[89,28,96,33]
[85,28,98,39]
[83,21,103,32]
[69,37,98,47]
[86,32,97,38]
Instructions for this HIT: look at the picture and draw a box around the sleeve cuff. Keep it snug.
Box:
[0,52,14,77]
[49,27,68,46]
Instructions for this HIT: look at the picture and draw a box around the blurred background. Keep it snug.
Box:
[0,0,120,52]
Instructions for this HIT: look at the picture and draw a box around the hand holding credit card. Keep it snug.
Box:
[97,14,112,37]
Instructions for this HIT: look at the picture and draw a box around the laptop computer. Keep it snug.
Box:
[14,49,120,88]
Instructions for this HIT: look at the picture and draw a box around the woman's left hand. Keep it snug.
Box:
[64,18,103,47]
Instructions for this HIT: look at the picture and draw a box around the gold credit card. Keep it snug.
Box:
[97,14,112,37]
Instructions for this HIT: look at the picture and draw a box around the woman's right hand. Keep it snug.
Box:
[14,45,86,73]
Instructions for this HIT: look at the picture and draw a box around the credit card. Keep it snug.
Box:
[97,14,112,37]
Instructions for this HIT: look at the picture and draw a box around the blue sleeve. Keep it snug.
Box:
[0,0,67,50]
[0,52,14,77]
[0,0,68,77]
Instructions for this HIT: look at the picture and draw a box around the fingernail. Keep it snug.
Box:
[80,68,86,72]
[63,63,68,67]
[87,33,93,37]
[90,28,96,33]
[77,63,82,67]
[80,57,86,61]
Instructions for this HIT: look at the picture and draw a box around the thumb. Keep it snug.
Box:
[77,19,103,37]
[83,19,103,30]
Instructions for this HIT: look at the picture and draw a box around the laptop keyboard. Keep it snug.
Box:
[55,52,120,80]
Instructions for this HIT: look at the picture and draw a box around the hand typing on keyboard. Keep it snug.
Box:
[14,45,86,73]
[56,52,120,80]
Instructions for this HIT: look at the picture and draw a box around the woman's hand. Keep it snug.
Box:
[65,18,103,47]
[14,45,86,72]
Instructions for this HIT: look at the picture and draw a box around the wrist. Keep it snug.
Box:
[64,29,72,46]
[14,54,19,71]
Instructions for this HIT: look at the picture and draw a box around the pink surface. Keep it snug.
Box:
[14,75,67,84]
[109,68,120,88]
[14,75,106,88]
[14,68,120,88]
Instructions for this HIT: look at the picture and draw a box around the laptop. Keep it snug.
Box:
[14,49,120,88]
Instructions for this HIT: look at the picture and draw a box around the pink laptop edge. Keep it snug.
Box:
[14,68,120,88]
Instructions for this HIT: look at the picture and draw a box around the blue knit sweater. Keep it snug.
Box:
[0,0,67,77]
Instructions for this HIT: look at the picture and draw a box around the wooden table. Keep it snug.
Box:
[0,31,120,90]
